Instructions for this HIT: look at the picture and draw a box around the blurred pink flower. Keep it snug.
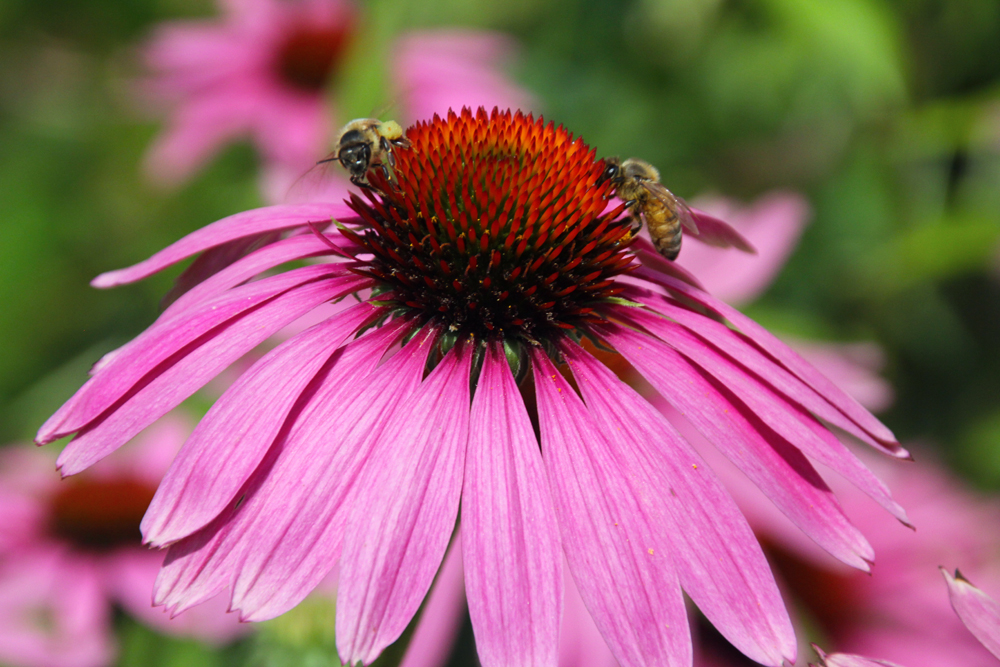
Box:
[139,0,531,190]
[0,417,248,667]
[141,0,354,185]
[791,341,894,414]
[392,31,531,124]
[679,191,810,306]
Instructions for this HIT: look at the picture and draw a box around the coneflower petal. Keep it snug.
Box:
[90,203,355,288]
[336,340,473,665]
[141,301,381,547]
[463,341,562,667]
[616,301,908,526]
[531,349,691,667]
[631,238,706,291]
[560,340,795,667]
[399,534,467,667]
[163,233,344,318]
[39,264,359,445]
[53,273,366,477]
[229,322,430,621]
[626,285,893,458]
[159,231,282,308]
[153,321,427,618]
[603,323,874,570]
[687,207,756,253]
[634,267,906,457]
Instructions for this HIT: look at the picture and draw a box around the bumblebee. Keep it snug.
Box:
[327,118,411,188]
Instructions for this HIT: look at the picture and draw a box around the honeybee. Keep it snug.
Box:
[599,157,690,260]
[325,118,411,188]
[599,156,756,261]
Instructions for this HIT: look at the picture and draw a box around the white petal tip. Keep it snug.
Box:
[889,443,912,460]
[35,420,63,445]
[140,524,176,549]
[91,272,123,288]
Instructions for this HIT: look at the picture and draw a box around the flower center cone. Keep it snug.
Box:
[342,107,635,345]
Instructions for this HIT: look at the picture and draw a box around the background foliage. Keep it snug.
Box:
[1,0,999,664]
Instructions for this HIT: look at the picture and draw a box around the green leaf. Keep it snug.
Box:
[246,598,342,667]
[244,595,421,667]
[116,616,246,667]
[859,216,1000,295]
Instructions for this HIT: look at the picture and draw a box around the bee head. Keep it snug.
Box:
[598,157,622,185]
[338,142,372,175]
[621,158,659,183]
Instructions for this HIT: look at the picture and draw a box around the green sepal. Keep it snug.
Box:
[600,296,644,308]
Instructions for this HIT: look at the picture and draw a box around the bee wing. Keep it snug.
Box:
[641,182,703,237]
[677,198,757,254]
[283,157,352,203]
[370,99,400,119]
[641,181,696,226]
[640,180,675,203]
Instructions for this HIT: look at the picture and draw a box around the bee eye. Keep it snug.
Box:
[598,163,619,184]
[339,144,371,172]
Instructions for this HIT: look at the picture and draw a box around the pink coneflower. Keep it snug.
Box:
[141,0,353,185]
[676,191,811,307]
[0,417,247,667]
[139,0,530,187]
[39,108,909,667]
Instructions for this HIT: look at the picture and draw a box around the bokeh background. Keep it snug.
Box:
[1,0,999,665]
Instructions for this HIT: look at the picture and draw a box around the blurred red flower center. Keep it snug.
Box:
[275,24,352,92]
[760,538,861,639]
[343,107,635,343]
[48,478,157,552]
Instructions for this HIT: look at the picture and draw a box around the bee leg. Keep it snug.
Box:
[374,163,403,193]
[350,175,374,191]
[380,137,394,166]
[379,163,394,183]
[622,203,642,232]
